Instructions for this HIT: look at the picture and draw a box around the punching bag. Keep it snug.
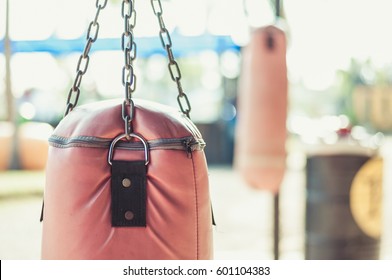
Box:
[41,99,213,260]
[41,0,213,260]
[235,25,288,193]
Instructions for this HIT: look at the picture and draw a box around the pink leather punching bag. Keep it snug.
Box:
[235,25,288,193]
[40,0,213,260]
[41,100,214,260]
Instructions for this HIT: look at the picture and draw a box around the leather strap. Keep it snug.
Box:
[111,160,147,227]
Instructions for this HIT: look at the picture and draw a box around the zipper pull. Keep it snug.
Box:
[183,138,193,158]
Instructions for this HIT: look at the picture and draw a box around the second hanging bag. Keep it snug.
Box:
[235,25,288,194]
[41,0,214,260]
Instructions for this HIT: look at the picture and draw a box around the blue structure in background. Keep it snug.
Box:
[0,33,239,57]
[0,33,240,165]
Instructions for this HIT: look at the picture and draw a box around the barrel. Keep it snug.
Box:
[0,122,14,170]
[17,122,53,170]
[305,144,382,260]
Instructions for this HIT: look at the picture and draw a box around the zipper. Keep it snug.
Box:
[48,135,205,155]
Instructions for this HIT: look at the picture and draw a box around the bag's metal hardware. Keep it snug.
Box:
[108,133,150,166]
[122,178,132,188]
[64,0,108,116]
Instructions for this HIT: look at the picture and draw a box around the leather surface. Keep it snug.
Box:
[235,26,288,193]
[41,99,213,259]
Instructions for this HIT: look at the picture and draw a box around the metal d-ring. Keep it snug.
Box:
[108,133,150,166]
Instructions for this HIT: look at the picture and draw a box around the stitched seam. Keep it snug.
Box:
[191,154,199,260]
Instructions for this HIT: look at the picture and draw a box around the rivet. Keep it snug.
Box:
[122,178,132,188]
[125,211,134,221]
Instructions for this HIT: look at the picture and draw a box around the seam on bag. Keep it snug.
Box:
[191,154,199,260]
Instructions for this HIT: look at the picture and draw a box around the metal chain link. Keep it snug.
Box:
[121,0,137,138]
[150,0,191,118]
[65,0,191,122]
[64,0,108,116]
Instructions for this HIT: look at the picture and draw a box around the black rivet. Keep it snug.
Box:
[125,211,134,221]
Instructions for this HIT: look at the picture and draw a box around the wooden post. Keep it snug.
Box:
[273,0,281,261]
[275,0,281,19]
[274,193,280,260]
[4,0,15,123]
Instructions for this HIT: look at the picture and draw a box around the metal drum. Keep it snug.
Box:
[305,136,383,259]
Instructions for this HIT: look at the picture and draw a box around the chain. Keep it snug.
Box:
[64,0,191,121]
[64,0,108,116]
[121,0,137,138]
[150,0,191,118]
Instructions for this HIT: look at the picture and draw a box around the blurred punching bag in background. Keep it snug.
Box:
[235,25,288,194]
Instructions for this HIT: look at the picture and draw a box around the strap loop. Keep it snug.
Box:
[108,132,150,166]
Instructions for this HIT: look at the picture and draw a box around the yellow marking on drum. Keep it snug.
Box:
[350,157,383,239]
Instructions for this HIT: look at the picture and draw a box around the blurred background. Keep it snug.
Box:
[2,0,392,259]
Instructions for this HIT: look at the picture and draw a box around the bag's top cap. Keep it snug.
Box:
[53,98,203,143]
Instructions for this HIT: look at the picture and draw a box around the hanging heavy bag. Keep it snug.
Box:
[41,0,213,260]
[234,25,288,194]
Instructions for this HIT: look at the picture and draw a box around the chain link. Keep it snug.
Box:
[65,0,192,121]
[64,0,108,116]
[150,0,191,118]
[121,0,137,138]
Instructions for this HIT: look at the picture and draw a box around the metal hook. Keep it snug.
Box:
[108,133,150,166]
